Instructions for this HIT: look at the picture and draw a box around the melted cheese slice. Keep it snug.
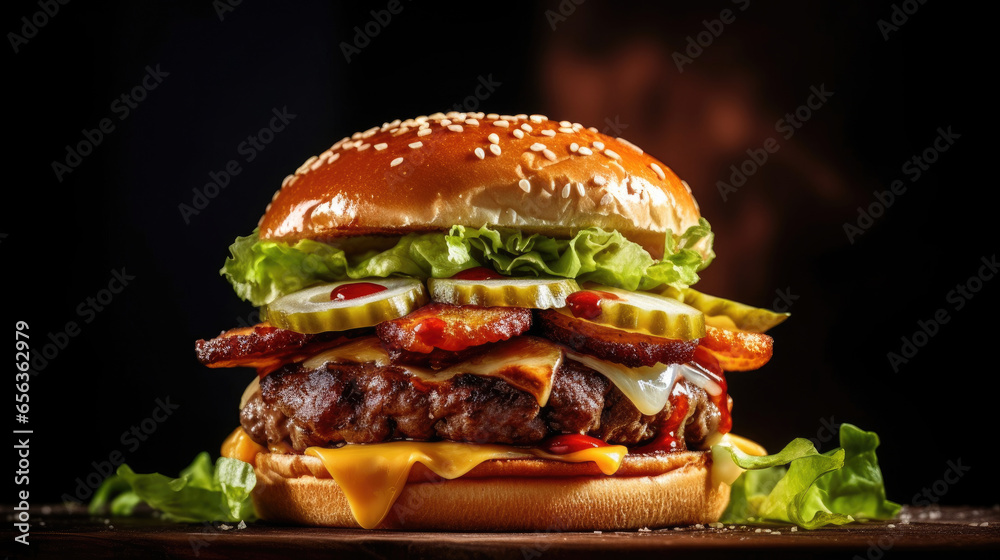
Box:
[303,336,562,406]
[564,350,680,415]
[306,440,625,529]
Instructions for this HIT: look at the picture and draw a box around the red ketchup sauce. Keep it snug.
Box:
[330,282,387,301]
[414,317,447,348]
[632,391,690,454]
[565,290,621,320]
[540,433,610,455]
[692,345,733,435]
[450,267,504,280]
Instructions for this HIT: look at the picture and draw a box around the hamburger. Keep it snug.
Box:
[196,111,787,530]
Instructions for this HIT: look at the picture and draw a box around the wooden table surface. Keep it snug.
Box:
[6,504,999,559]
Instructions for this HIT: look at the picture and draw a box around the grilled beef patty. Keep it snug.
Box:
[241,357,720,452]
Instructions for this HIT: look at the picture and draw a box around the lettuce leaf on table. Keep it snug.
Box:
[89,452,256,523]
[717,424,900,528]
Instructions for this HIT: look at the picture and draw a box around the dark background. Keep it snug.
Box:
[5,0,995,511]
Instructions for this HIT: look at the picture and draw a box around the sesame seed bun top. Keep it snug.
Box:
[259,111,703,260]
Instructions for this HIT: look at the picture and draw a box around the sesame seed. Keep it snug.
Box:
[518,179,531,193]
[297,155,318,174]
[310,158,324,171]
[592,141,605,150]
[390,157,403,167]
[604,148,621,160]
[570,142,579,153]
[513,129,525,139]
[681,179,692,194]
[529,114,547,123]
[616,137,643,154]
[493,120,509,127]
[559,127,575,134]
[559,120,572,127]
[357,143,371,151]
[419,122,430,129]
[448,124,463,132]
[561,183,571,198]
[331,137,348,150]
[520,123,533,133]
[529,143,546,152]
[600,193,613,205]
[418,128,433,137]
[486,113,500,119]
[374,143,388,151]
[474,147,485,159]
[489,144,502,156]
[575,182,585,196]
[541,129,556,137]
[542,149,557,161]
[351,131,362,140]
[465,118,479,126]
[362,126,379,138]
[409,141,423,149]
[588,126,598,133]
[593,175,607,186]
[577,146,593,156]
[281,174,294,188]
[488,133,500,144]
[515,113,528,120]
[429,112,445,119]
[650,162,666,180]
[441,118,452,126]
[500,114,516,121]
[329,153,340,163]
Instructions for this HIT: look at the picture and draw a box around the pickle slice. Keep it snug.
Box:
[555,285,705,340]
[660,287,789,333]
[264,278,428,334]
[428,277,580,309]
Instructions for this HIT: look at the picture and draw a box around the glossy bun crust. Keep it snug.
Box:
[252,451,730,530]
[259,112,704,260]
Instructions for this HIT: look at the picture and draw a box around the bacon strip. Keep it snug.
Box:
[536,309,699,367]
[195,323,363,376]
[376,303,532,353]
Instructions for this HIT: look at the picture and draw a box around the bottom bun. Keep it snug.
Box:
[252,451,730,530]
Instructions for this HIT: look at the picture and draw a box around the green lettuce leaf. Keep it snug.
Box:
[221,220,715,306]
[718,424,900,529]
[89,453,257,523]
